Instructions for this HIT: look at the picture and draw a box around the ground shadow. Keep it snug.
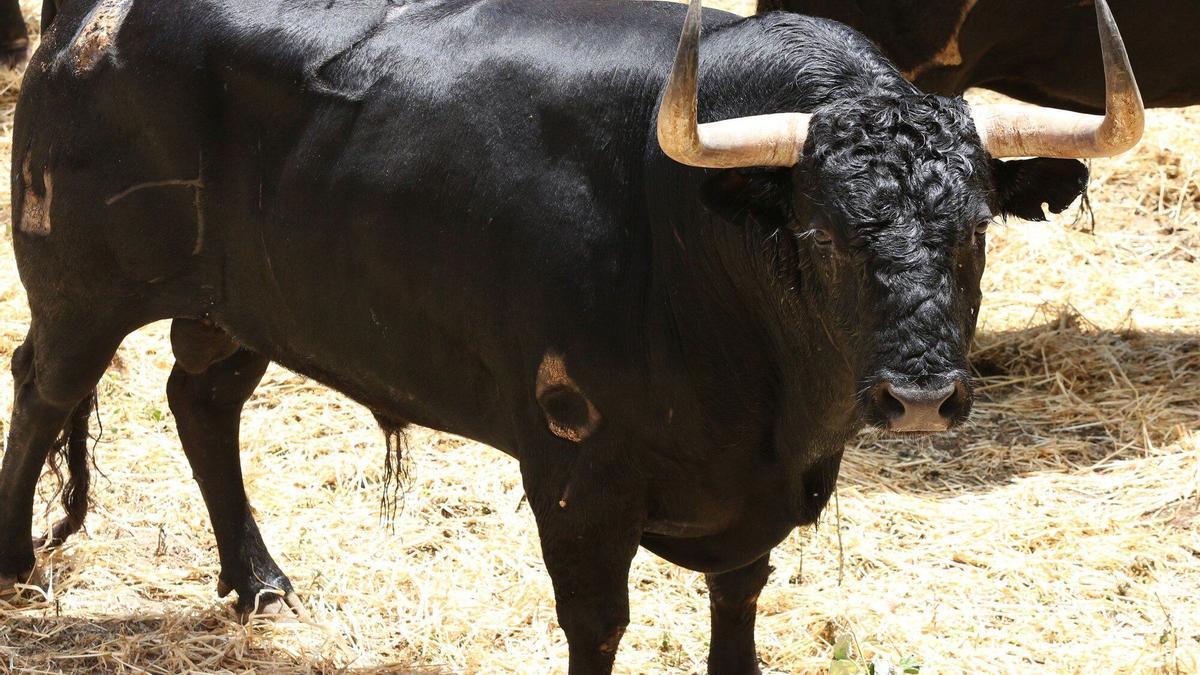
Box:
[840,309,1200,495]
[0,610,445,674]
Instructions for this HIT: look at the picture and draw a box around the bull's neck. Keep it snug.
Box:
[644,179,861,450]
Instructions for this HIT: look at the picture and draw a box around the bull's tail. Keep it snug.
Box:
[38,393,97,550]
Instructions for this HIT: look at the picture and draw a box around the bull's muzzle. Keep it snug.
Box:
[869,380,970,433]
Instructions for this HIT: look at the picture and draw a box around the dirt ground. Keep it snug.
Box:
[0,0,1198,672]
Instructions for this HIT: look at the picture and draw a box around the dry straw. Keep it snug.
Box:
[1,0,1198,672]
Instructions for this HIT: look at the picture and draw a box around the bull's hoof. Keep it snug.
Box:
[31,515,85,552]
[218,578,314,624]
[0,38,29,70]
[237,592,290,623]
[0,566,46,604]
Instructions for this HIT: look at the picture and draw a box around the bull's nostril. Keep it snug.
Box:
[938,382,969,420]
[873,383,906,420]
[938,398,955,418]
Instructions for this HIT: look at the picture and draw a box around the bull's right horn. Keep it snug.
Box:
[657,0,812,169]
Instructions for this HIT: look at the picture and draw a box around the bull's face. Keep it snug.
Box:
[660,0,1138,435]
[703,95,1088,434]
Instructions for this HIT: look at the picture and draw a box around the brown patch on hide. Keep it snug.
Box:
[20,155,52,236]
[536,352,603,443]
[904,0,978,79]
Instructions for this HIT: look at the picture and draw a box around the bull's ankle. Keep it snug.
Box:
[0,549,36,580]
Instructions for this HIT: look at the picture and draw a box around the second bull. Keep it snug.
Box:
[759,0,1198,112]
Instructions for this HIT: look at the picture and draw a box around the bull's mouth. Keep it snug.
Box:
[887,425,950,435]
[859,417,965,439]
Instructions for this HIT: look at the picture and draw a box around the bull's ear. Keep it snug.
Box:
[992,158,1089,221]
[700,168,791,227]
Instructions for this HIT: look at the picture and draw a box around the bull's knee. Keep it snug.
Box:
[599,625,627,655]
[706,556,771,675]
[166,362,218,417]
[31,358,111,411]
[560,612,630,654]
[165,365,196,415]
[18,321,125,409]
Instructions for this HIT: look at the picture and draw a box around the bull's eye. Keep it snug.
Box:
[811,228,834,248]
[974,221,991,236]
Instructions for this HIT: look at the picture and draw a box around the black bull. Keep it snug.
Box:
[758,0,1199,112]
[0,0,1117,671]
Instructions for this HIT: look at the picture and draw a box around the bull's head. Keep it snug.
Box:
[657,0,1142,434]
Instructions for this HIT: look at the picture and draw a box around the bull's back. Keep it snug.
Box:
[18,0,689,281]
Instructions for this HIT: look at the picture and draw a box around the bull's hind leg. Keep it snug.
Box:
[0,0,29,69]
[0,317,125,592]
[166,318,302,621]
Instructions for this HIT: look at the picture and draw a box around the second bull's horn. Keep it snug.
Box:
[972,0,1144,159]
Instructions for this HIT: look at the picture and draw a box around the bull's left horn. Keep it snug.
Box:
[973,0,1144,159]
[657,0,811,169]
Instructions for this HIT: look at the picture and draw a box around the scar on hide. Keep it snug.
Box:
[68,0,133,75]
[904,0,978,79]
[536,351,602,443]
[106,153,206,254]
[20,155,52,236]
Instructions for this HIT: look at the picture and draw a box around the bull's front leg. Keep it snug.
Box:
[706,554,772,675]
[521,446,646,674]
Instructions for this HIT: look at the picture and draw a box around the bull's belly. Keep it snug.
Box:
[638,446,843,573]
[635,467,800,572]
[211,264,520,453]
[641,517,798,574]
